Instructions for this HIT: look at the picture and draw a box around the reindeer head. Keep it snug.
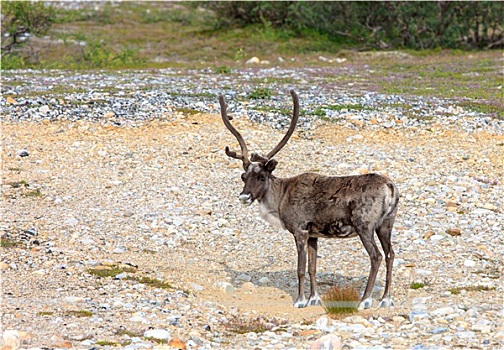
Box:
[219,90,299,205]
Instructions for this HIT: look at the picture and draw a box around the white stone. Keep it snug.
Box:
[241,282,255,291]
[246,57,260,64]
[430,234,445,241]
[144,328,171,340]
[472,319,492,333]
[191,283,204,291]
[464,259,476,267]
[455,331,476,339]
[216,281,235,294]
[235,273,252,282]
[257,276,270,285]
[3,330,21,349]
[314,316,330,331]
[65,217,79,226]
[409,310,429,323]
[431,306,455,317]
[130,315,148,323]
[309,334,342,350]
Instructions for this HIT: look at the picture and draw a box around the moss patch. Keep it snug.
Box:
[87,264,136,278]
[449,285,496,294]
[126,276,172,289]
[65,310,93,317]
[410,282,425,290]
[224,315,287,334]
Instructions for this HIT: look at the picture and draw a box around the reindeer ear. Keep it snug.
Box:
[265,159,278,172]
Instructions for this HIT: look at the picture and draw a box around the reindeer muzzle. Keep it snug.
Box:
[239,193,253,206]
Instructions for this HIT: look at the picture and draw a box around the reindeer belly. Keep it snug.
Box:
[307,221,358,239]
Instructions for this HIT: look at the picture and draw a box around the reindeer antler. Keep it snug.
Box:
[219,95,251,170]
[219,90,299,168]
[265,89,300,160]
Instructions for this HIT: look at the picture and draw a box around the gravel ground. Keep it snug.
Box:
[1,67,503,350]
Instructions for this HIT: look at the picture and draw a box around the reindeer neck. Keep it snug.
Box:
[259,176,284,208]
[257,176,286,230]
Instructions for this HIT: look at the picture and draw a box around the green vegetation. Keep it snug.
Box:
[410,282,425,290]
[96,340,119,347]
[201,2,503,50]
[65,310,93,317]
[449,285,496,295]
[7,180,43,198]
[8,180,28,188]
[1,237,23,248]
[248,87,273,99]
[321,286,360,315]
[116,329,142,337]
[308,104,370,118]
[312,107,327,117]
[87,264,136,278]
[23,188,42,197]
[88,264,172,289]
[126,276,172,290]
[3,2,500,71]
[1,1,55,67]
[36,311,54,316]
[214,65,231,74]
[175,107,202,116]
[224,315,287,334]
[144,337,168,345]
[0,2,500,119]
[458,101,504,119]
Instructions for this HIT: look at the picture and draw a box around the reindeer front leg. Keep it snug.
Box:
[293,230,309,308]
[307,237,320,306]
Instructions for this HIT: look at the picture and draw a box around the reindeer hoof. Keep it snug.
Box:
[378,297,394,308]
[358,297,373,310]
[307,294,321,306]
[293,297,308,308]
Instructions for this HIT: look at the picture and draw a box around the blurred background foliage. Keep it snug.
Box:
[1,1,502,70]
[199,1,503,50]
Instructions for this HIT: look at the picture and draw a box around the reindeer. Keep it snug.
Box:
[219,90,399,309]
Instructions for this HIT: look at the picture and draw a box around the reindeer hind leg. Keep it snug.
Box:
[355,222,382,310]
[376,215,396,308]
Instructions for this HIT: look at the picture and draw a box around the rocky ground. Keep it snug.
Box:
[1,67,503,350]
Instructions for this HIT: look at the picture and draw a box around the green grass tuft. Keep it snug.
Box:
[214,65,231,74]
[321,285,360,315]
[410,282,425,289]
[248,87,272,99]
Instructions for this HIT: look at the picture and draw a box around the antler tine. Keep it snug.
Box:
[219,95,251,169]
[265,89,300,160]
